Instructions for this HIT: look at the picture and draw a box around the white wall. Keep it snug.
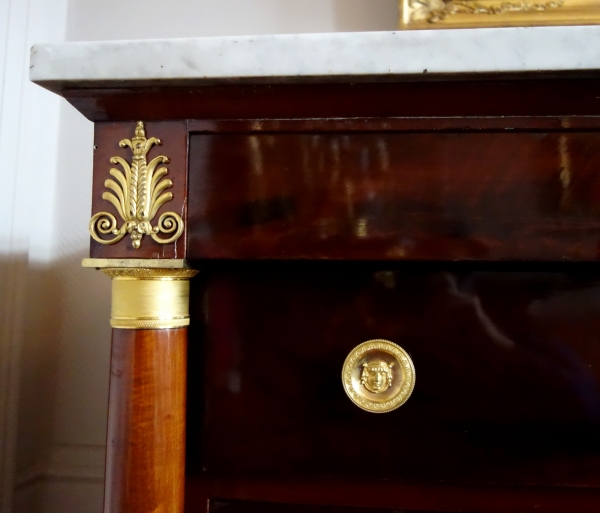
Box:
[66,0,398,41]
[5,2,397,513]
[1,1,69,512]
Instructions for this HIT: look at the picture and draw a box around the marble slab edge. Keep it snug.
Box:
[28,71,600,96]
[30,26,600,94]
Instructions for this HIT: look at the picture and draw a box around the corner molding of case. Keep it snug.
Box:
[82,258,193,269]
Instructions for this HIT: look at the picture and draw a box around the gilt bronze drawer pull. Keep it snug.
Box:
[342,339,415,413]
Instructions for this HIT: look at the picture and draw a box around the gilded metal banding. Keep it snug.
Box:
[103,268,198,330]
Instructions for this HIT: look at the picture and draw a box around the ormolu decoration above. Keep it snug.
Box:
[407,0,562,24]
[342,339,415,413]
[89,121,184,249]
[398,0,600,29]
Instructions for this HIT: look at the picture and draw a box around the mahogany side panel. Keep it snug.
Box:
[104,328,187,513]
[62,77,600,122]
[91,121,188,259]
[187,132,600,261]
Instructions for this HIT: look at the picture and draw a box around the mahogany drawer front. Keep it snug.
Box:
[187,132,600,262]
[188,265,600,487]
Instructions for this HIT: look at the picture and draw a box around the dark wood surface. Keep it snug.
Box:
[187,131,600,261]
[104,328,187,513]
[91,121,188,259]
[62,76,600,122]
[187,265,600,489]
[208,499,440,513]
[185,477,600,513]
[186,116,600,133]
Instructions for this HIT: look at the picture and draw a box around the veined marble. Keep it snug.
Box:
[30,26,600,89]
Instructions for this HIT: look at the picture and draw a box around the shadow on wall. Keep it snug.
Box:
[332,0,399,31]
[12,252,110,513]
[10,97,110,513]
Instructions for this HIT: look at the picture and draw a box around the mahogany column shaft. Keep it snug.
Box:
[104,328,187,513]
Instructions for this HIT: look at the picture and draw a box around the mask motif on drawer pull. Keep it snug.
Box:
[342,339,415,413]
[89,121,184,249]
[361,360,394,393]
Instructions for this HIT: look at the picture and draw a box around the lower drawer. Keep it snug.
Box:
[188,265,600,488]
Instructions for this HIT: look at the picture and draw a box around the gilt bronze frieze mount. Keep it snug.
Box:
[89,121,184,250]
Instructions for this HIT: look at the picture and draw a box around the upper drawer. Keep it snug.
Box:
[187,132,600,261]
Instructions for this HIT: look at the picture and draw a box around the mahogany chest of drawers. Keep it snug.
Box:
[36,62,600,513]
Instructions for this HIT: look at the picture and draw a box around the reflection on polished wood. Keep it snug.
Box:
[190,266,600,488]
[188,132,600,261]
[105,328,186,513]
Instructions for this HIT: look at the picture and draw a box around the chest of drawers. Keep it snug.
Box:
[31,30,600,513]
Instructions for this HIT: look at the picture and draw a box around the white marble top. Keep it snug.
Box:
[30,26,600,89]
